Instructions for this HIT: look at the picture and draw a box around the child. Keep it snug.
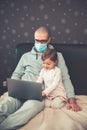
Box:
[37,48,67,108]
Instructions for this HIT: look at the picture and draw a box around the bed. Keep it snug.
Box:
[1,43,87,130]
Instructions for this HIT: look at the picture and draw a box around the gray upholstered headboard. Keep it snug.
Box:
[16,43,87,95]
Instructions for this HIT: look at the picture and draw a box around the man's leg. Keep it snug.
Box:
[0,96,22,124]
[0,100,44,130]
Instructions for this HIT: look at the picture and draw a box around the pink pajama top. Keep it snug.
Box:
[37,67,67,101]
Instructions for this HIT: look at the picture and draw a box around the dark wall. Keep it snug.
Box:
[0,0,87,90]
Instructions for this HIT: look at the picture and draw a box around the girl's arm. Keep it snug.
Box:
[43,68,61,96]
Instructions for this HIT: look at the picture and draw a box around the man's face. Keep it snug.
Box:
[35,32,50,44]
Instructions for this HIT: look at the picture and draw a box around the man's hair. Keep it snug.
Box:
[42,48,58,62]
[34,26,50,37]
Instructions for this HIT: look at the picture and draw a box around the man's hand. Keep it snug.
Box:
[66,98,81,112]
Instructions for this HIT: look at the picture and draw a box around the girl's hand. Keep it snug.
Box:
[42,91,46,97]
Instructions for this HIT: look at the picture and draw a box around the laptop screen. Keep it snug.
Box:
[7,78,43,101]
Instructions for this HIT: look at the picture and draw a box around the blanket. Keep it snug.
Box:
[0,95,87,130]
[19,95,87,130]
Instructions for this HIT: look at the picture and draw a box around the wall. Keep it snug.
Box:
[0,0,87,92]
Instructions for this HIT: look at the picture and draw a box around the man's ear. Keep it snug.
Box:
[47,37,51,43]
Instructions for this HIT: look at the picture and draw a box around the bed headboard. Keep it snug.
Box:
[16,43,87,95]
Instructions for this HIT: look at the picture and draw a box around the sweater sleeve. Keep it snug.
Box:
[58,52,75,98]
[37,69,44,83]
[11,55,25,80]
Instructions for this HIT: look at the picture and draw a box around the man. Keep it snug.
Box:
[0,26,80,130]
[34,26,80,111]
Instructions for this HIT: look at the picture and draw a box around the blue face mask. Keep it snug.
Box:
[35,42,47,52]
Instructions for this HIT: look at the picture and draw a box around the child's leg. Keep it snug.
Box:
[45,99,51,108]
[51,97,65,109]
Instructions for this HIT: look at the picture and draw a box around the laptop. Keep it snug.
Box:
[7,78,43,101]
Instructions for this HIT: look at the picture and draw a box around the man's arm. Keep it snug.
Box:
[58,52,75,98]
[57,52,81,111]
[11,55,25,79]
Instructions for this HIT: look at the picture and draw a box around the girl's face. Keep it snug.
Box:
[43,58,57,70]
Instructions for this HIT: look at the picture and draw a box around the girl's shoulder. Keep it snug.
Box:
[55,66,61,73]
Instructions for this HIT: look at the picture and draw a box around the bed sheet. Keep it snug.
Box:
[0,94,87,130]
[19,95,87,130]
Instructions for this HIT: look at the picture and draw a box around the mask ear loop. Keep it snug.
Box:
[46,37,51,49]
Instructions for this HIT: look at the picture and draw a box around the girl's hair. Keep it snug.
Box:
[42,48,58,62]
